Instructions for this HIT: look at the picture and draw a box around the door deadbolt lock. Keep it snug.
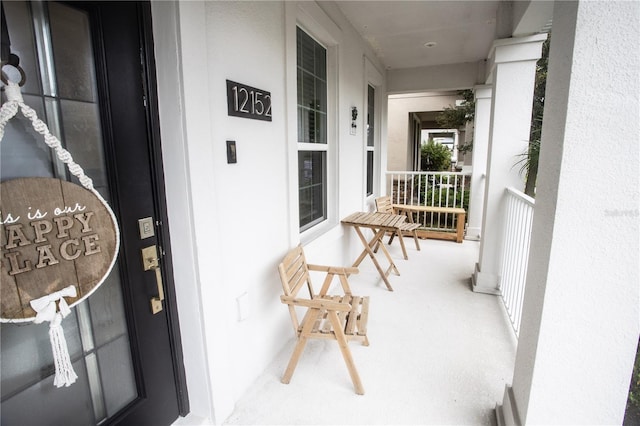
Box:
[141,245,165,314]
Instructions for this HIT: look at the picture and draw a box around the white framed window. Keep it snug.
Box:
[366,84,375,196]
[364,57,384,203]
[286,1,341,240]
[297,27,327,231]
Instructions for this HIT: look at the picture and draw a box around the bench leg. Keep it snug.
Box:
[400,208,420,253]
[456,213,466,243]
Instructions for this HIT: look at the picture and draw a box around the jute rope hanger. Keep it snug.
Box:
[0,77,121,388]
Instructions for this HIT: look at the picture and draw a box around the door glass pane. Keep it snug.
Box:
[98,335,137,417]
[1,360,96,426]
[0,312,83,397]
[0,94,55,179]
[59,99,108,189]
[0,1,41,96]
[48,2,97,102]
[1,2,136,423]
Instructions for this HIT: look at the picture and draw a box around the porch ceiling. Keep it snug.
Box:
[336,0,501,70]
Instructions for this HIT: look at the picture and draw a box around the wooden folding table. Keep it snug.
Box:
[341,212,410,291]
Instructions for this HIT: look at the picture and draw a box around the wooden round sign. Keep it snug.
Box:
[1,177,119,322]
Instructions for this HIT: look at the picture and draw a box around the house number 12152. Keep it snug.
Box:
[226,80,272,122]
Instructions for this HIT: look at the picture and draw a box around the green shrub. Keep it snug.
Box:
[421,140,451,171]
[435,89,475,128]
[409,177,470,228]
[626,339,640,424]
[413,176,469,207]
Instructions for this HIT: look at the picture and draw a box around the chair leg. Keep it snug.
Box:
[387,231,396,245]
[282,336,308,384]
[328,311,365,395]
[282,309,319,384]
[397,231,409,260]
[413,230,421,251]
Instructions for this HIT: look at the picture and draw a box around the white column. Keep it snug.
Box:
[465,85,492,241]
[472,34,546,294]
[498,1,639,424]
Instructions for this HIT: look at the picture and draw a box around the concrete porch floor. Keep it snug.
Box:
[223,238,516,425]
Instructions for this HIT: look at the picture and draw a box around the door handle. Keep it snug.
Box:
[141,245,165,314]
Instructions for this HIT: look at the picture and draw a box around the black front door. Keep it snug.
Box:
[0,2,187,424]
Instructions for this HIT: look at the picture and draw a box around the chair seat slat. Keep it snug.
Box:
[336,295,350,332]
[357,297,370,336]
[344,296,360,335]
[313,309,326,333]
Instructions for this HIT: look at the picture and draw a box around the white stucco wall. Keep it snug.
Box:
[152,2,387,423]
[151,2,217,422]
[387,93,461,172]
[387,62,481,94]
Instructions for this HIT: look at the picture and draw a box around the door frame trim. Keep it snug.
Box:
[137,1,190,416]
[79,0,190,420]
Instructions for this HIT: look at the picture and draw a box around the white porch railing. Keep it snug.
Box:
[498,187,535,337]
[386,171,471,232]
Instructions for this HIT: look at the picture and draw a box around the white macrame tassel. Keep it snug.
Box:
[49,313,78,387]
[30,285,78,387]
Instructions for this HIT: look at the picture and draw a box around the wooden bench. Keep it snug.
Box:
[393,204,466,243]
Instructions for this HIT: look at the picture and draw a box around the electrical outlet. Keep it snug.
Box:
[236,292,249,321]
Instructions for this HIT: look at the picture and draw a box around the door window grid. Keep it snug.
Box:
[0,2,135,423]
[297,27,327,231]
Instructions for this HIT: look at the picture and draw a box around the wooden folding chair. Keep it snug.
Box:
[374,195,421,259]
[278,244,370,395]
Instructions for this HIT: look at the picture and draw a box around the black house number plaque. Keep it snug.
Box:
[226,80,272,121]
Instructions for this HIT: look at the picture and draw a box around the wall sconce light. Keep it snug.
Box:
[350,106,358,135]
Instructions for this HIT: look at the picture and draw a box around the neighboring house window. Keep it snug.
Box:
[297,27,327,231]
[366,84,375,196]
